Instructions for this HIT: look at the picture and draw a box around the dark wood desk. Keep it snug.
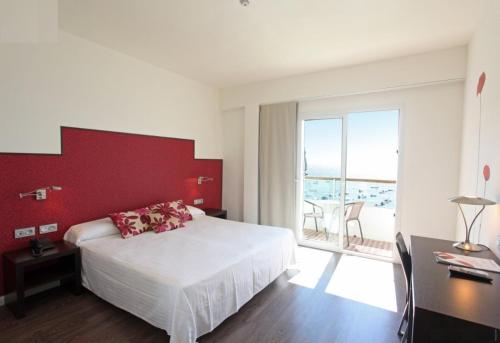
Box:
[411,236,500,342]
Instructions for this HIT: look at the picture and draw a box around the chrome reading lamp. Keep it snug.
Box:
[19,185,62,200]
[197,176,214,185]
[449,196,496,252]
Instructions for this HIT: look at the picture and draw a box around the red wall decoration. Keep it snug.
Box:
[0,127,222,295]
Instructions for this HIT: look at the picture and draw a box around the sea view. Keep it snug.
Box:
[304,177,396,209]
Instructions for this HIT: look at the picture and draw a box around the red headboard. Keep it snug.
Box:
[0,127,222,295]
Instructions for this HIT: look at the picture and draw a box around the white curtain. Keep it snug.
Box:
[259,102,297,229]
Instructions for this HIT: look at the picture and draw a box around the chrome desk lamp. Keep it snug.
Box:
[449,196,496,252]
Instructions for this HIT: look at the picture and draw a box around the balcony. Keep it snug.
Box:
[302,176,395,258]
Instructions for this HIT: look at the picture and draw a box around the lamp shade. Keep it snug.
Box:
[449,196,496,206]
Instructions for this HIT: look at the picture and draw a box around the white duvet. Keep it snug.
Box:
[66,215,296,343]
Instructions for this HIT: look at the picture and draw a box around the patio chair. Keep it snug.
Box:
[303,200,325,233]
[344,201,364,246]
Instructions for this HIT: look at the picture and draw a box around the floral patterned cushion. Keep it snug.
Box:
[109,207,152,239]
[169,200,193,222]
[148,202,184,233]
[109,201,190,238]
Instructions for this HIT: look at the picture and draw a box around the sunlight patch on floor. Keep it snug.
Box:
[288,247,332,289]
[325,255,398,312]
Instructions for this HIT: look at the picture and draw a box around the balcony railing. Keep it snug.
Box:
[303,175,396,209]
[302,175,396,243]
[304,175,396,184]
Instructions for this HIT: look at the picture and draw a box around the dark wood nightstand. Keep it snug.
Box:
[3,241,81,318]
[204,208,227,219]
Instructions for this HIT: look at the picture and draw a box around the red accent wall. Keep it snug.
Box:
[0,127,222,295]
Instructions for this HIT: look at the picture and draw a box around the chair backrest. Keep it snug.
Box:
[395,232,412,292]
[304,199,323,214]
[345,201,364,220]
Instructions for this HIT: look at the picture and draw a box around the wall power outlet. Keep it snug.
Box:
[194,198,204,205]
[14,227,36,239]
[40,223,58,234]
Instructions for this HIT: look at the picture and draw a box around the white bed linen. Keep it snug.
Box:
[73,216,296,343]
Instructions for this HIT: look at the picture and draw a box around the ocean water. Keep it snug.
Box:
[304,179,396,209]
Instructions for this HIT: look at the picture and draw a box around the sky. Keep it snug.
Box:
[304,110,399,180]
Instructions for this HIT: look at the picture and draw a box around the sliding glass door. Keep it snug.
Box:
[343,110,399,258]
[297,109,399,258]
[297,116,346,251]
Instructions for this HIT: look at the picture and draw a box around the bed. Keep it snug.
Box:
[64,211,296,343]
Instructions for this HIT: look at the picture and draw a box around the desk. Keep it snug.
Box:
[411,236,499,342]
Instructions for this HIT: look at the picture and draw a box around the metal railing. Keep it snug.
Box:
[303,175,396,209]
[304,175,396,184]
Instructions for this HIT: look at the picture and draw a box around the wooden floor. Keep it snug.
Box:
[0,249,406,343]
[303,229,393,257]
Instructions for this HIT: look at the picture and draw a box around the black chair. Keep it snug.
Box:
[396,232,412,342]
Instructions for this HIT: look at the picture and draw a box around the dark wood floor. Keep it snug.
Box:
[0,250,406,343]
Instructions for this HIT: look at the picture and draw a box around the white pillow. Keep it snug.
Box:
[64,217,119,245]
[186,205,205,217]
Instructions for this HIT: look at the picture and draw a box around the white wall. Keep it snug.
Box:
[222,108,244,221]
[458,0,500,256]
[0,31,222,158]
[221,47,467,243]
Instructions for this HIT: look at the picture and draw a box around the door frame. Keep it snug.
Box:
[295,108,402,261]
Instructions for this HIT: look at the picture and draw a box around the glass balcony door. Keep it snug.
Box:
[297,116,346,251]
[297,109,399,258]
[344,110,399,258]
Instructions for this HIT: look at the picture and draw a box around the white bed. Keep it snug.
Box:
[64,212,296,343]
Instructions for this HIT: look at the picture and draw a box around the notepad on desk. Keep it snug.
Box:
[434,251,500,273]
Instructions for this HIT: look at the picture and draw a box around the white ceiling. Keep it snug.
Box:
[59,0,479,88]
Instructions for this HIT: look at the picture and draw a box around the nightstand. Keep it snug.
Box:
[204,208,228,219]
[3,241,81,318]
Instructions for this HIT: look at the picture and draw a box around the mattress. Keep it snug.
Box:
[72,215,296,343]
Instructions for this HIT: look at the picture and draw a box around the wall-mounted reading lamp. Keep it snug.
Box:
[197,176,214,185]
[19,186,62,200]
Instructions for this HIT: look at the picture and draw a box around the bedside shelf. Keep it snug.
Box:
[204,208,227,219]
[3,241,81,318]
[24,262,76,290]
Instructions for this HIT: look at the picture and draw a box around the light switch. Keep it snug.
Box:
[40,223,58,234]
